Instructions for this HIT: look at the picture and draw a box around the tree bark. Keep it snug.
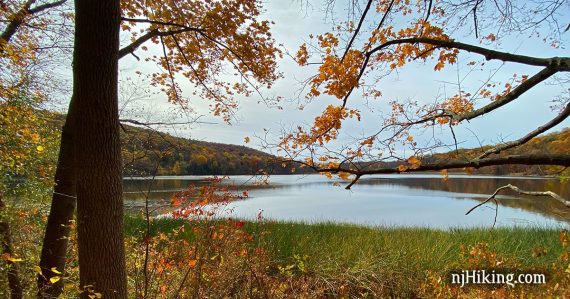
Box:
[72,0,126,297]
[37,103,77,298]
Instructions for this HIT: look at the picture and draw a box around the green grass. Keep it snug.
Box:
[124,216,568,295]
[125,216,565,270]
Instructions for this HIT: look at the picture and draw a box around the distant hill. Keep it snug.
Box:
[120,124,295,176]
[121,125,569,177]
[48,112,568,177]
[431,127,570,176]
[368,128,569,176]
[335,128,570,177]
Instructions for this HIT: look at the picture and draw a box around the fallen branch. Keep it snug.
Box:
[466,184,570,216]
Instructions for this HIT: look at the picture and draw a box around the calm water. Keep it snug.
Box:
[123,174,570,228]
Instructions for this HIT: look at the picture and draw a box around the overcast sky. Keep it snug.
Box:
[116,0,570,154]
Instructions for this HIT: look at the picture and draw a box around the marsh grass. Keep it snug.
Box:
[125,217,564,267]
[125,216,568,297]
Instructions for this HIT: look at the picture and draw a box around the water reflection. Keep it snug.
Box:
[123,174,570,228]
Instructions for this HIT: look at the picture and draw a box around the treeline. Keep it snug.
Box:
[37,112,570,177]
[121,125,569,177]
[120,125,296,176]
[340,128,570,177]
[427,128,570,176]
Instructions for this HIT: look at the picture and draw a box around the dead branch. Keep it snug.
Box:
[119,118,217,126]
[466,184,570,217]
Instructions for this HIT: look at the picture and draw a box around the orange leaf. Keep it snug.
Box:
[188,259,198,268]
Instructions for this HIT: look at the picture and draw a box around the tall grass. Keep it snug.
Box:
[125,216,567,296]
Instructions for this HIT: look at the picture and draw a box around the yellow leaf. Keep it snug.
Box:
[36,145,44,152]
[244,137,250,143]
[7,256,23,262]
[338,172,351,180]
[35,266,42,274]
[1,254,23,262]
[50,276,61,284]
[51,267,62,274]
[407,156,421,169]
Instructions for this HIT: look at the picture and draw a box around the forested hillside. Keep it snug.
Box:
[120,125,293,176]
[121,124,569,177]
[34,111,569,177]
[427,128,570,176]
[337,128,570,177]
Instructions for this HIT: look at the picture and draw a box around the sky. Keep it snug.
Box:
[114,0,569,156]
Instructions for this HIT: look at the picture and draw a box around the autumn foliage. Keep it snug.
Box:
[276,0,569,185]
[1,0,569,297]
[120,0,283,122]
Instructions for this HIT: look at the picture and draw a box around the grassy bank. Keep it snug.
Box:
[125,216,570,297]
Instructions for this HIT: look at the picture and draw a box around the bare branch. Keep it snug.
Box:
[28,0,66,14]
[374,0,395,33]
[466,184,570,216]
[477,102,570,159]
[120,118,217,126]
[120,17,202,32]
[345,174,361,190]
[471,0,481,38]
[341,0,374,62]
[424,0,433,24]
[118,28,197,59]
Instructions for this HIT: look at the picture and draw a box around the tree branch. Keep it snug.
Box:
[374,0,395,33]
[476,102,570,159]
[120,17,202,32]
[118,28,195,59]
[118,17,203,59]
[312,153,570,176]
[1,0,37,47]
[341,0,374,62]
[28,0,66,14]
[424,0,433,24]
[119,118,217,126]
[446,67,558,122]
[367,37,570,69]
[466,184,570,216]
[1,0,66,50]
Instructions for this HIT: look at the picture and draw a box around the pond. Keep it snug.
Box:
[123,174,570,228]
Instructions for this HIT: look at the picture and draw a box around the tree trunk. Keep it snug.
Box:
[0,196,23,299]
[37,100,77,298]
[73,0,126,297]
